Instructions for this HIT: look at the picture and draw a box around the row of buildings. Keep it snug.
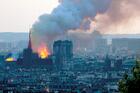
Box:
[0,32,139,92]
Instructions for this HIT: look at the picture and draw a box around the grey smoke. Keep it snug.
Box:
[96,0,140,33]
[31,0,112,51]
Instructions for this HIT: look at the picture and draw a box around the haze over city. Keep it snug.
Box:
[0,0,139,34]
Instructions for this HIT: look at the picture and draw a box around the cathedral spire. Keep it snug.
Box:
[28,30,32,49]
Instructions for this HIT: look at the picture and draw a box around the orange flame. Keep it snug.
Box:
[37,43,50,59]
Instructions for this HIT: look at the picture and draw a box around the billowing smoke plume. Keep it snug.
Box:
[31,0,111,52]
[96,0,140,34]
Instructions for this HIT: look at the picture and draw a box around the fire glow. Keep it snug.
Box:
[37,43,50,59]
[5,57,16,62]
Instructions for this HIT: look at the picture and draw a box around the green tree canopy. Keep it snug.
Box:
[119,60,140,93]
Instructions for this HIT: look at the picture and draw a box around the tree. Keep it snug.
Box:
[119,60,140,93]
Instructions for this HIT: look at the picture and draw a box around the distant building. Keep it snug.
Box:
[0,42,12,52]
[0,55,4,63]
[53,40,73,69]
[115,57,123,69]
[112,38,140,52]
[94,38,108,53]
[105,55,111,71]
[92,31,108,53]
[53,40,73,60]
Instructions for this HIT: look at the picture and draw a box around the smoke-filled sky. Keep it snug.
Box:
[96,0,140,34]
[0,0,140,34]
